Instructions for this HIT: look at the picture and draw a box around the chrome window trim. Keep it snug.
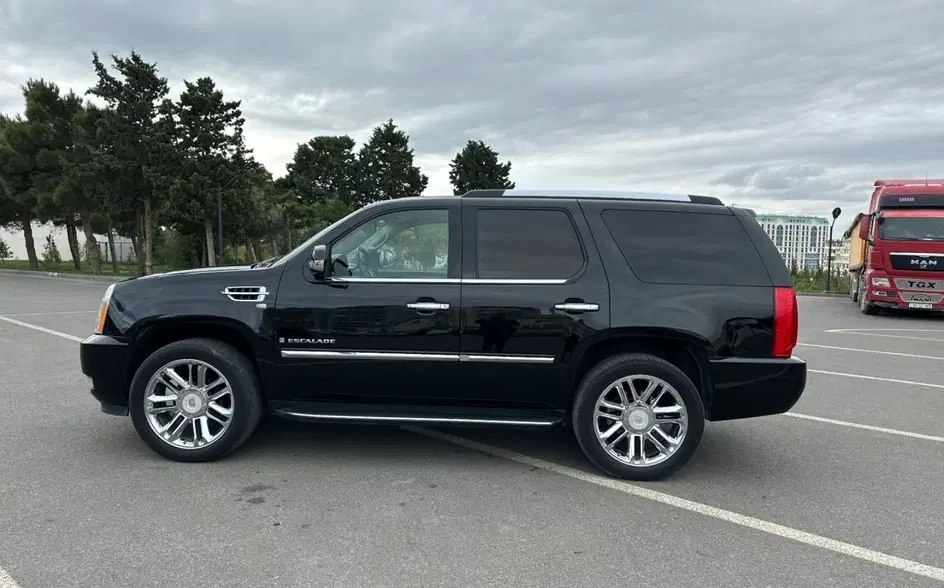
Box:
[328,277,567,285]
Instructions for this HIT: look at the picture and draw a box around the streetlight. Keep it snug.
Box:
[826,206,842,292]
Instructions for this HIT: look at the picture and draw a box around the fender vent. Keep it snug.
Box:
[222,286,268,302]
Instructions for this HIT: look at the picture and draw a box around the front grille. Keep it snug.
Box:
[899,292,943,304]
[892,278,944,291]
[889,253,944,272]
[222,286,268,302]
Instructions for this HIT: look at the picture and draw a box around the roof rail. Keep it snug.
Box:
[460,188,724,205]
[875,179,944,187]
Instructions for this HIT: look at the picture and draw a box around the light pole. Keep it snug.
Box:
[826,206,842,292]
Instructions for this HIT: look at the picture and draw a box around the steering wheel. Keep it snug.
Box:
[352,247,378,277]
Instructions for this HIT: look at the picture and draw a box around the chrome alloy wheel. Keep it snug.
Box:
[143,359,235,450]
[593,375,688,467]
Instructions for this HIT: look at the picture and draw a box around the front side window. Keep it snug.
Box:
[878,217,944,241]
[330,208,450,279]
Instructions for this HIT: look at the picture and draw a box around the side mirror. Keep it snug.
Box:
[858,216,871,241]
[310,244,327,276]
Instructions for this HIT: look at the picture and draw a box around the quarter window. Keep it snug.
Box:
[475,209,584,280]
[331,208,449,279]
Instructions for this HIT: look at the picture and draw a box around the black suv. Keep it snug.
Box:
[80,189,805,481]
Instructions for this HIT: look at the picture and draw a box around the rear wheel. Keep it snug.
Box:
[571,353,705,481]
[129,338,264,462]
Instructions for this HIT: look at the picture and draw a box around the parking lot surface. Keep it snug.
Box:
[1,273,942,587]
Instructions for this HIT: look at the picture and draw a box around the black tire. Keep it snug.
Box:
[858,279,877,315]
[571,353,705,481]
[129,337,264,462]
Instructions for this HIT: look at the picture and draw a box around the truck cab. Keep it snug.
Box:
[847,180,944,314]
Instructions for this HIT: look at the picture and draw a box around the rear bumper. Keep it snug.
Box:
[80,333,131,416]
[706,356,806,421]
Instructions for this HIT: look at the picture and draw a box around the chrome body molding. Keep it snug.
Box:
[280,349,556,363]
[328,277,568,285]
[274,411,559,427]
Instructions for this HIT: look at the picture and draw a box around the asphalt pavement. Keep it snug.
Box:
[1,273,942,587]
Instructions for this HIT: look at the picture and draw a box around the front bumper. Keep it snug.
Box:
[706,356,806,421]
[80,333,131,416]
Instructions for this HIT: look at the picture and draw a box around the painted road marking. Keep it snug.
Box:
[1,310,98,317]
[824,328,944,343]
[0,315,84,342]
[797,342,944,360]
[0,567,22,588]
[808,368,944,390]
[405,426,944,583]
[783,412,944,443]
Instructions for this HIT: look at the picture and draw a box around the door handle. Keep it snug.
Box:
[554,302,600,313]
[407,302,450,311]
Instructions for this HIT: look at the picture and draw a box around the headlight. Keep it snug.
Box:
[871,277,890,287]
[95,283,116,334]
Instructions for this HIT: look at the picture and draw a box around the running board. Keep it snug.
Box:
[269,402,562,428]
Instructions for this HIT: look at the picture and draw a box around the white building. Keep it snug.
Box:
[0,222,134,264]
[828,238,851,275]
[755,214,830,271]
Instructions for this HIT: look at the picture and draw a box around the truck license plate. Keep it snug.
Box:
[908,302,933,309]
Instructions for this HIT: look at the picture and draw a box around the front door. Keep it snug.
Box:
[273,204,462,405]
[455,197,610,410]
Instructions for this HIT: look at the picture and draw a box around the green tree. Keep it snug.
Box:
[161,77,251,266]
[0,237,11,259]
[286,135,359,206]
[0,113,42,268]
[87,49,173,275]
[21,79,103,272]
[448,139,515,195]
[356,119,428,206]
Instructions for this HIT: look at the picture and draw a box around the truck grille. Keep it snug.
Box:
[889,253,944,272]
[892,278,944,291]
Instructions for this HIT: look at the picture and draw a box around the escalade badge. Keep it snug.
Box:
[279,337,336,345]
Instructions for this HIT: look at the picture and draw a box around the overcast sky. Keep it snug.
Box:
[2,0,942,219]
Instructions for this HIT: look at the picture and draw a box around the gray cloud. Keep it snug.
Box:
[2,0,943,216]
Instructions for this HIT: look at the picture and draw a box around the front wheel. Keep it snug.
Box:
[129,338,264,462]
[571,353,705,481]
[858,279,877,315]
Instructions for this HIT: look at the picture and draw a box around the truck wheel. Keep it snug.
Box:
[858,280,877,315]
[851,276,858,302]
[571,353,705,481]
[128,338,264,462]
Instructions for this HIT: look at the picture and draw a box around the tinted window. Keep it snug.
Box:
[601,209,771,286]
[476,209,584,279]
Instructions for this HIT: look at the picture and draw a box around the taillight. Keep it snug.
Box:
[773,286,798,358]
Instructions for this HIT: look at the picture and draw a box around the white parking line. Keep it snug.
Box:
[808,368,944,390]
[823,328,944,343]
[0,567,22,588]
[0,315,84,342]
[405,426,944,582]
[1,310,97,317]
[783,412,944,443]
[797,343,944,360]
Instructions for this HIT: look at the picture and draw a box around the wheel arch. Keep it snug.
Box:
[570,329,713,409]
[124,317,265,400]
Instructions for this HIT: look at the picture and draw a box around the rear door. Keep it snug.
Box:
[454,197,610,410]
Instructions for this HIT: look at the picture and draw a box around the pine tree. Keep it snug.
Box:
[356,119,428,207]
[448,140,515,195]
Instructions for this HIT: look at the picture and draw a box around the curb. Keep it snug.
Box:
[0,268,126,284]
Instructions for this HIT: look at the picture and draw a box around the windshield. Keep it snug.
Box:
[268,207,363,267]
[878,216,944,241]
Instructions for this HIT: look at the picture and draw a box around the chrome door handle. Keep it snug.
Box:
[407,302,450,311]
[554,302,600,312]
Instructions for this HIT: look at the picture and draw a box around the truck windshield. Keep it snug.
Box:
[878,217,944,241]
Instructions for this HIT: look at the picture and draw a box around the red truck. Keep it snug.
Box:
[845,179,944,314]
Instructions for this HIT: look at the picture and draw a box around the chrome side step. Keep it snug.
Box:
[272,409,560,428]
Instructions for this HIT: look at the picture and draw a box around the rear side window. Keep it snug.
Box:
[601,209,771,286]
[476,208,584,279]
